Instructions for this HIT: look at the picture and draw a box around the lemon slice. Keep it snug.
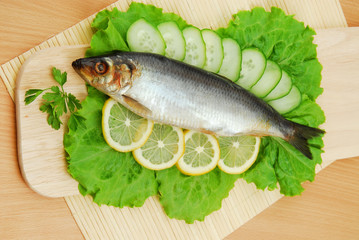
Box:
[217,136,260,174]
[177,130,220,176]
[102,98,154,152]
[133,124,185,170]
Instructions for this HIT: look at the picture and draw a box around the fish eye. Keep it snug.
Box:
[95,61,108,75]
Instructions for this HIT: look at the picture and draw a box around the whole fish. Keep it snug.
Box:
[72,51,324,159]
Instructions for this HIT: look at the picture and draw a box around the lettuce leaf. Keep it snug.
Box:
[241,95,325,196]
[86,20,129,57]
[86,2,188,57]
[217,7,325,195]
[217,7,323,100]
[156,167,239,223]
[64,86,158,207]
[65,2,326,222]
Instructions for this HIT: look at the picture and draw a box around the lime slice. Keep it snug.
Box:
[177,130,220,176]
[217,136,260,174]
[133,124,185,170]
[102,98,154,152]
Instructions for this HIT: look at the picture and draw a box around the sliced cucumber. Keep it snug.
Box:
[182,26,206,68]
[263,70,292,101]
[201,29,223,72]
[237,48,266,89]
[127,19,165,54]
[157,21,186,60]
[217,38,241,81]
[250,60,282,98]
[268,86,301,114]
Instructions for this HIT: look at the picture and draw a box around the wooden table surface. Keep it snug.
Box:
[1,1,358,239]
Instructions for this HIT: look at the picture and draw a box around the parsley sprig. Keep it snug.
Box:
[25,67,85,130]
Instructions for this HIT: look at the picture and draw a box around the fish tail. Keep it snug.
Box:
[287,122,325,160]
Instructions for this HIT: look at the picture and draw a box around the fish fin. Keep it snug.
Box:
[288,122,325,160]
[198,128,216,135]
[122,95,152,116]
[242,130,269,137]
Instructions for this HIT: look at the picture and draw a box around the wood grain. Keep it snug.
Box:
[0,0,117,66]
[226,157,359,240]
[0,0,358,239]
[340,0,359,27]
[316,27,359,161]
[0,80,83,239]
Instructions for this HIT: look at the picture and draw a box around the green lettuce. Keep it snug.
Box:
[65,2,325,222]
[217,8,325,195]
[217,7,323,100]
[86,3,188,57]
[156,167,239,223]
[64,86,158,207]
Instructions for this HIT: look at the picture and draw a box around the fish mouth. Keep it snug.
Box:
[72,58,94,84]
[72,58,87,77]
[72,59,82,72]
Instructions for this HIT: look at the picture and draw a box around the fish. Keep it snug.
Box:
[72,51,324,159]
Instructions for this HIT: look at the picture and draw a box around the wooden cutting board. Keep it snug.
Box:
[15,27,359,198]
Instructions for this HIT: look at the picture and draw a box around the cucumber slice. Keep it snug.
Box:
[268,86,301,114]
[218,38,242,81]
[126,19,165,54]
[237,48,266,89]
[250,60,282,98]
[182,26,206,68]
[263,70,292,101]
[157,22,186,60]
[201,29,223,72]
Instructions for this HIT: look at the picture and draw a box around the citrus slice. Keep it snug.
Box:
[133,124,185,170]
[217,136,260,174]
[102,98,154,152]
[177,130,220,176]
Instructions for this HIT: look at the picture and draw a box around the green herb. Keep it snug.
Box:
[25,67,85,130]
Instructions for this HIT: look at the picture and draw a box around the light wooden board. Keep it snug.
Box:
[315,27,359,161]
[16,46,88,197]
[5,0,356,239]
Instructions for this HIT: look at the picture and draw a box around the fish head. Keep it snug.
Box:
[72,55,137,96]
